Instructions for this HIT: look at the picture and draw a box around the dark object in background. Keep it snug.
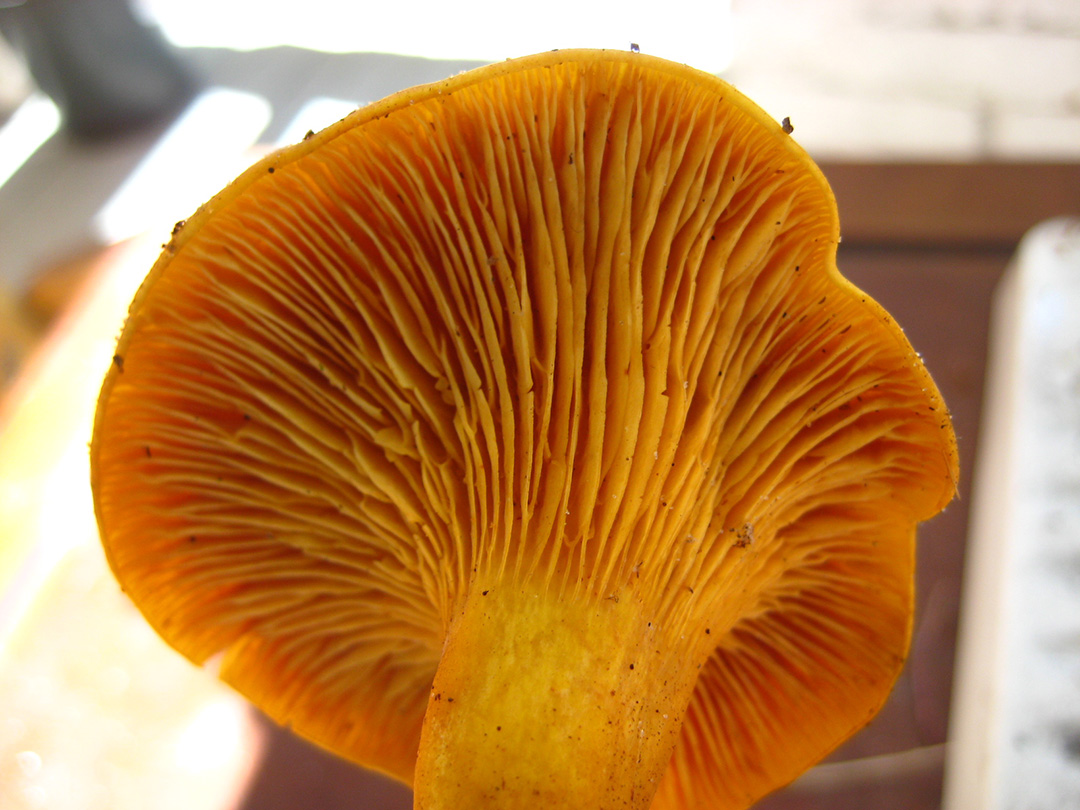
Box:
[0,0,196,140]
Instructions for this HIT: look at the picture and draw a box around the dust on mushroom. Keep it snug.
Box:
[91,49,957,810]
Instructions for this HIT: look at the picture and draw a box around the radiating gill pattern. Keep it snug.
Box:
[93,54,955,798]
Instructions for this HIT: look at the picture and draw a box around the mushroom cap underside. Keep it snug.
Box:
[91,49,958,809]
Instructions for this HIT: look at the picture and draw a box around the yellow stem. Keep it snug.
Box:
[413,586,702,809]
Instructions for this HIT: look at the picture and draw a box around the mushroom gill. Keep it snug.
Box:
[91,50,958,810]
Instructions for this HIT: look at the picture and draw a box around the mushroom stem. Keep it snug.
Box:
[413,586,703,809]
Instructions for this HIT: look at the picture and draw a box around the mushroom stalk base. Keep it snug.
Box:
[413,587,700,810]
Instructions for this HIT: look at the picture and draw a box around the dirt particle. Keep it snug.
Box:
[734,523,754,548]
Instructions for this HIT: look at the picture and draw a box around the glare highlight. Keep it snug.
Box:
[93,88,271,244]
[0,93,60,191]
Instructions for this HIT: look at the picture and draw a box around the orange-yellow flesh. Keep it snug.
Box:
[91,50,957,807]
[413,587,706,810]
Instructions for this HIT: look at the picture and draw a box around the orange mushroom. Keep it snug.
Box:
[90,49,957,809]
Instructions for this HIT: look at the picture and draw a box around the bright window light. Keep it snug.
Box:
[138,0,734,74]
[0,93,61,191]
[0,440,93,652]
[275,96,365,148]
[93,87,272,245]
[173,697,251,775]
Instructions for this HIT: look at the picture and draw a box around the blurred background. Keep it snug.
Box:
[0,1,1078,808]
